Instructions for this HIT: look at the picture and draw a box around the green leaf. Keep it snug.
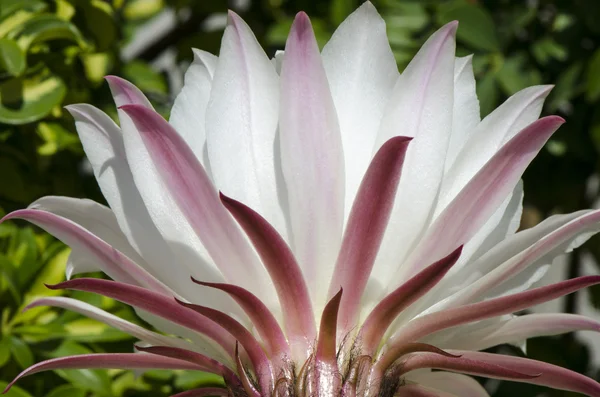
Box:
[45,385,86,397]
[12,247,69,325]
[330,0,355,26]
[0,381,33,397]
[9,336,34,369]
[0,0,46,19]
[476,71,498,118]
[0,39,25,76]
[0,74,66,125]
[174,371,224,389]
[587,48,600,102]
[36,122,81,156]
[48,341,112,395]
[13,15,87,50]
[437,3,499,52]
[0,336,11,367]
[122,61,167,94]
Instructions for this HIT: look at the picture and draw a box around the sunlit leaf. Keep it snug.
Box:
[0,38,25,76]
[9,336,34,369]
[0,74,66,125]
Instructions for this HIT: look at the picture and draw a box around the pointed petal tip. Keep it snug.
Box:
[226,10,242,27]
[291,11,312,37]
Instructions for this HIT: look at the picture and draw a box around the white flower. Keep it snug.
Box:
[4,3,600,397]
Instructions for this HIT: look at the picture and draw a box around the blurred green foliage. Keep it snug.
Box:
[1,0,600,396]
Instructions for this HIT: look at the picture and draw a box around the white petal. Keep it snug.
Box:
[372,22,457,288]
[205,12,286,237]
[438,85,552,213]
[279,13,345,308]
[321,1,399,217]
[169,49,216,166]
[445,55,480,171]
[407,372,489,397]
[66,105,225,306]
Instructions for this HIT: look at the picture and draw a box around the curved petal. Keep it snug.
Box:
[314,289,343,397]
[105,78,241,314]
[279,12,345,308]
[2,209,170,294]
[329,136,411,333]
[379,275,600,369]
[48,278,235,357]
[406,372,489,397]
[402,116,564,279]
[321,1,399,215]
[452,351,600,396]
[119,103,275,306]
[443,209,600,310]
[3,354,202,393]
[170,49,217,164]
[192,279,288,359]
[26,297,196,352]
[372,22,457,291]
[445,56,480,171]
[175,299,273,393]
[447,313,600,351]
[65,104,222,307]
[206,12,285,238]
[220,193,315,360]
[439,85,552,211]
[359,246,462,355]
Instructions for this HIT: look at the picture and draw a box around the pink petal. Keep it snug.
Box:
[192,278,289,359]
[175,299,273,392]
[406,371,490,397]
[48,278,235,356]
[359,246,462,356]
[453,351,600,396]
[329,136,411,334]
[314,289,343,397]
[403,116,564,279]
[452,313,600,351]
[135,345,240,387]
[118,104,274,302]
[397,352,539,379]
[105,75,153,108]
[220,193,315,360]
[1,210,170,295]
[235,343,261,397]
[3,353,201,393]
[379,275,600,369]
[279,11,345,309]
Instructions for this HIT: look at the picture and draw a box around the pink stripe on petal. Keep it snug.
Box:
[192,278,289,359]
[461,313,600,351]
[220,193,315,359]
[397,352,539,379]
[118,104,269,297]
[454,209,600,307]
[235,343,261,397]
[314,289,343,397]
[105,75,153,109]
[378,275,600,370]
[3,353,201,393]
[359,246,462,355]
[329,136,411,334]
[169,388,229,397]
[453,351,600,396]
[1,210,171,295]
[175,299,273,393]
[135,345,240,387]
[403,116,564,278]
[279,11,345,311]
[48,278,235,356]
